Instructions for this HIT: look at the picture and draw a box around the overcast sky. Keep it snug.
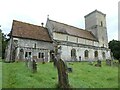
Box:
[0,0,119,41]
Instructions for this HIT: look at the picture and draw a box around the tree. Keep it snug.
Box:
[108,40,120,60]
[0,27,7,59]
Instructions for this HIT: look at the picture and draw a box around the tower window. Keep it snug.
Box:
[101,21,103,27]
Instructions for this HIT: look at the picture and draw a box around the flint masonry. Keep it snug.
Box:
[5,10,111,62]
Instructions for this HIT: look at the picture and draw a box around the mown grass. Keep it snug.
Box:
[2,60,118,88]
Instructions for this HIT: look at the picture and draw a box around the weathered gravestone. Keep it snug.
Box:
[57,59,70,88]
[32,59,37,73]
[106,59,112,66]
[28,59,37,73]
[25,58,29,67]
[95,60,101,67]
[52,54,58,67]
[52,46,62,67]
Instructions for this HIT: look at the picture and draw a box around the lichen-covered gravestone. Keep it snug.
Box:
[57,59,70,88]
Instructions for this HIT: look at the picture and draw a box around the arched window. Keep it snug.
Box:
[84,50,89,58]
[71,49,76,57]
[94,51,98,58]
[101,21,103,27]
[102,52,106,59]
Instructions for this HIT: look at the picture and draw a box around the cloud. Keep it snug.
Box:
[0,0,119,41]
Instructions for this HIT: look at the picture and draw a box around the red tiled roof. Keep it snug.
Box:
[48,19,98,41]
[11,20,52,42]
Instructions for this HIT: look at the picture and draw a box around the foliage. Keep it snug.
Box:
[0,28,7,59]
[2,61,118,88]
[109,40,120,60]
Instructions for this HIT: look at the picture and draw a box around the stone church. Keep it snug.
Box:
[5,10,111,62]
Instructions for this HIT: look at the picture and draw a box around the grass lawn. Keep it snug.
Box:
[2,60,118,88]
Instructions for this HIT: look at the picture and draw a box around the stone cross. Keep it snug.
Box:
[56,59,70,88]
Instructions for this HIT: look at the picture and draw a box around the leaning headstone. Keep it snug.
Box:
[57,59,70,88]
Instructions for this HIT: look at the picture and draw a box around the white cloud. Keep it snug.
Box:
[0,0,119,41]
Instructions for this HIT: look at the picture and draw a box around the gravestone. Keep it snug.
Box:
[95,60,101,67]
[32,59,37,73]
[67,67,72,73]
[28,59,32,70]
[113,61,119,67]
[28,59,37,73]
[42,57,45,64]
[52,54,58,67]
[89,60,93,65]
[25,58,29,67]
[57,59,70,88]
[106,59,112,66]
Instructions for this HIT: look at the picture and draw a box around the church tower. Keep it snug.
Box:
[84,10,108,48]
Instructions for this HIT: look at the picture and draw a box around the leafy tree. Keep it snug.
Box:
[0,27,7,59]
[109,40,120,60]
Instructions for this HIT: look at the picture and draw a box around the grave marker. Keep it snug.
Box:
[106,59,112,66]
[95,60,101,67]
[57,59,70,88]
[32,59,37,73]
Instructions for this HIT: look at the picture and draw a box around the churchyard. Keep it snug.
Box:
[1,59,118,88]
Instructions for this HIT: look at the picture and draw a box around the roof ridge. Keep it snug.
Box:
[13,20,44,28]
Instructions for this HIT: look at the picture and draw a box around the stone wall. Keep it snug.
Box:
[53,32,99,47]
[13,37,53,62]
[59,44,111,61]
